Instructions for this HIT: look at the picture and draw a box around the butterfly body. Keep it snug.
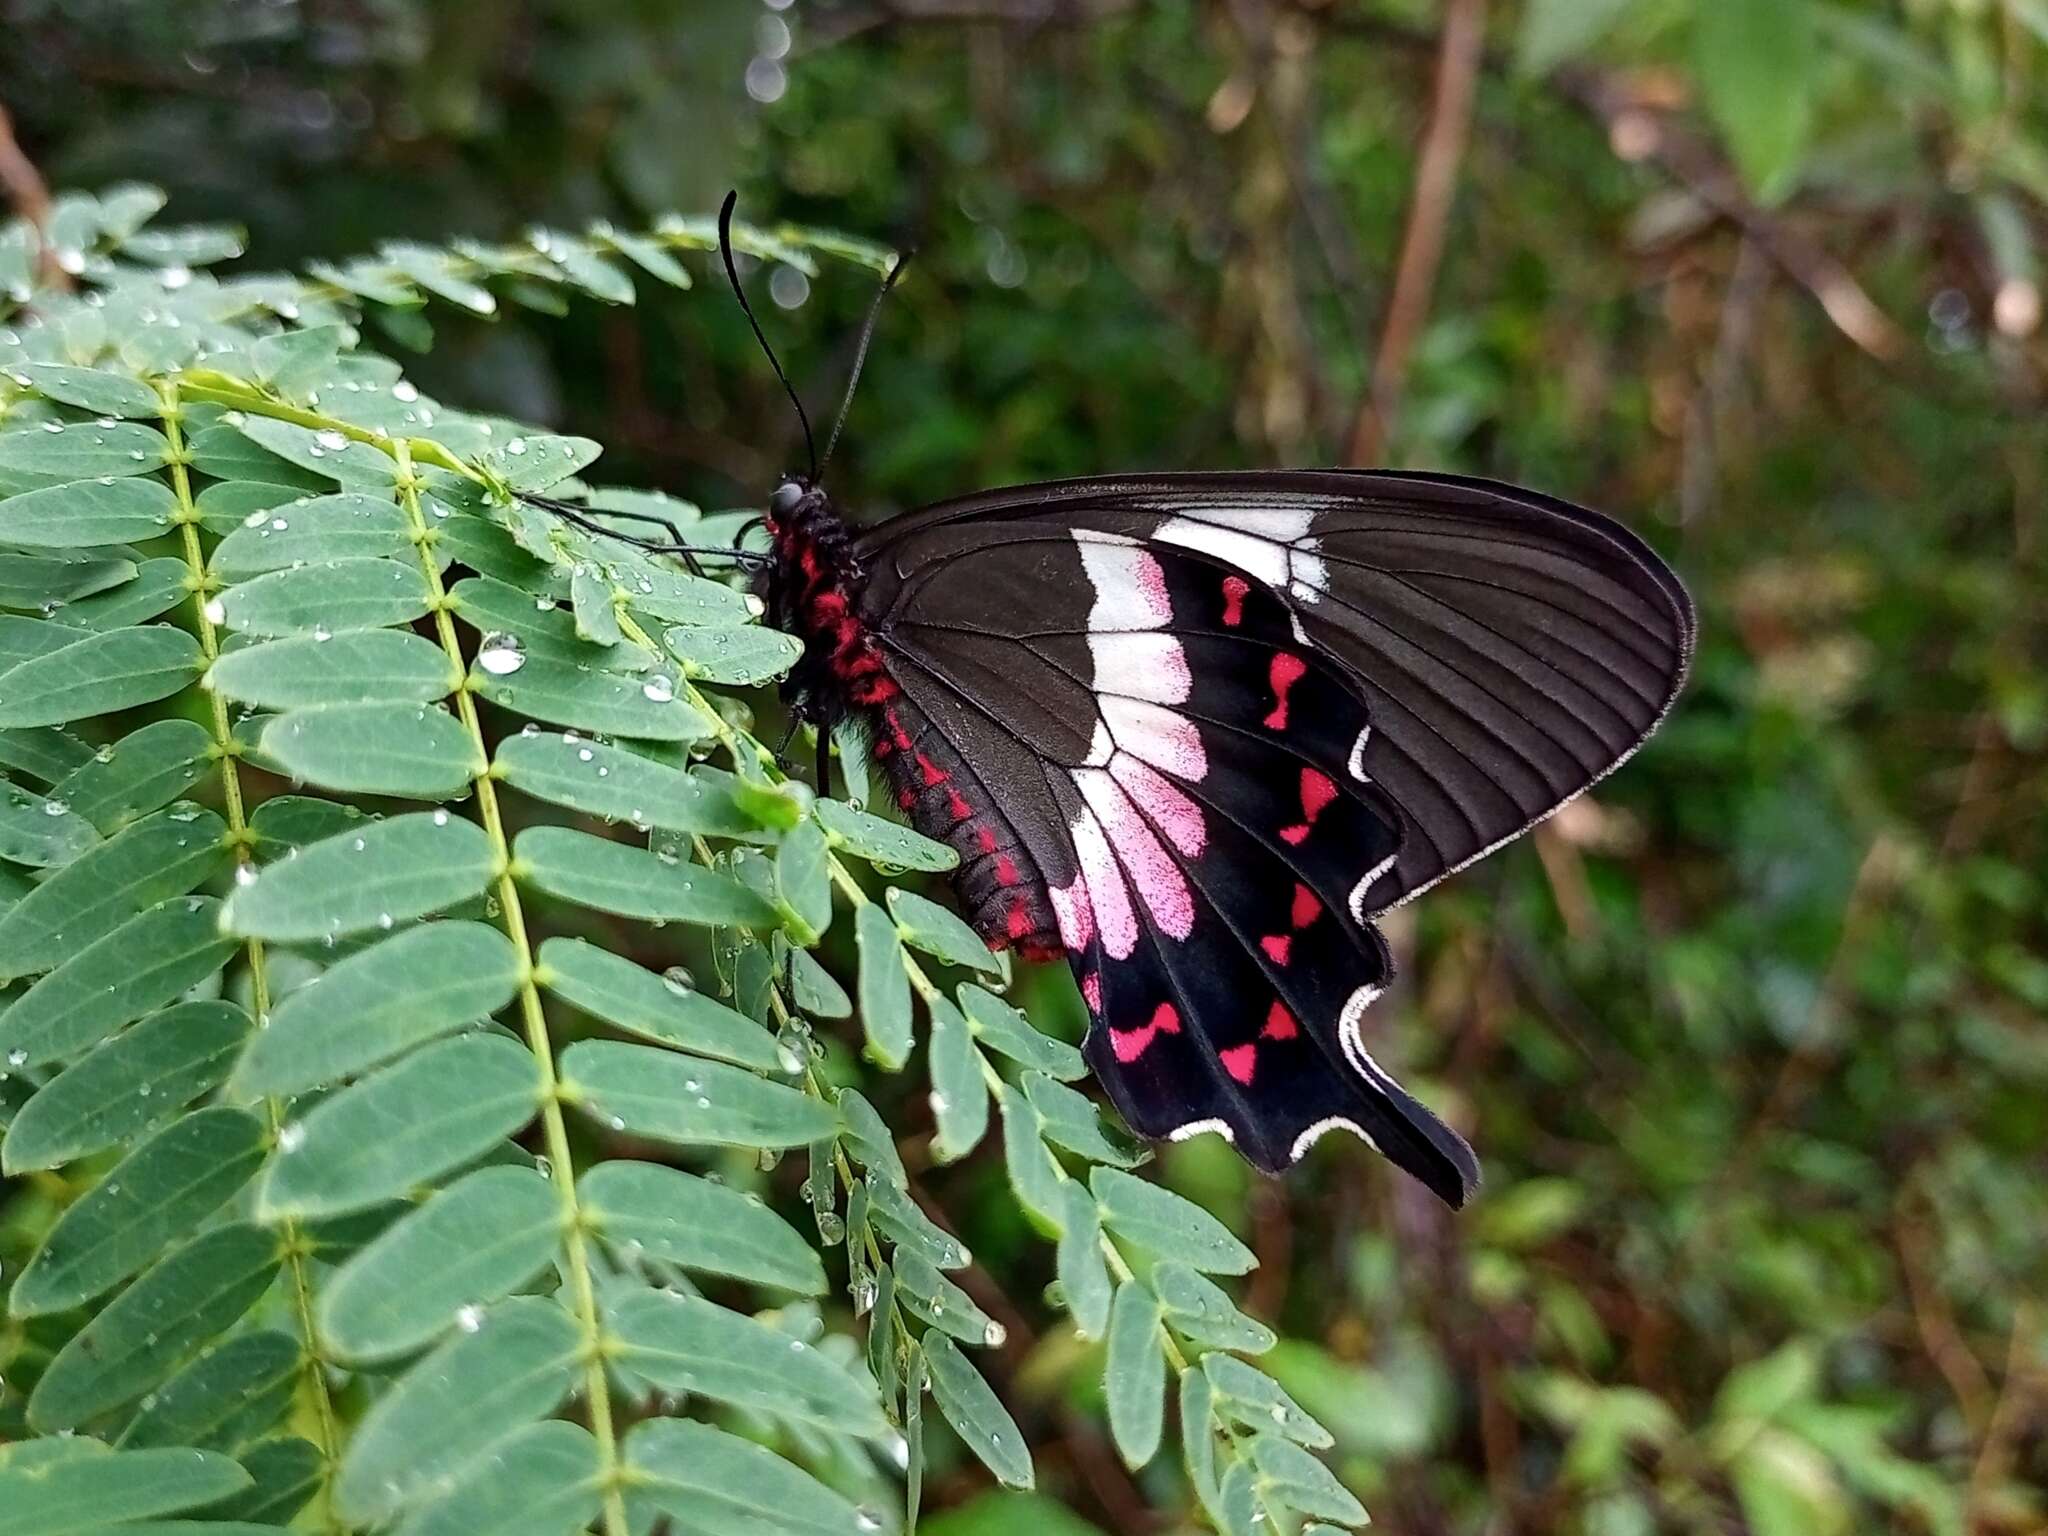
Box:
[758,470,1696,1206]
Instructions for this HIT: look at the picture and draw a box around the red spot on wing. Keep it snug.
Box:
[917,753,949,787]
[1290,883,1321,929]
[1220,1044,1257,1084]
[1264,653,1307,730]
[1110,1000,1182,1064]
[1081,973,1102,1013]
[1260,934,1292,965]
[1301,768,1337,818]
[1221,575,1249,627]
[945,787,972,821]
[1281,768,1338,843]
[994,853,1020,885]
[976,825,998,854]
[1262,1001,1297,1040]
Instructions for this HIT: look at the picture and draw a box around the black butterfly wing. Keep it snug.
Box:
[859,515,1480,1200]
[858,470,1696,911]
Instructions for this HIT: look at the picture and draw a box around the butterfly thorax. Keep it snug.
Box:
[763,483,1064,961]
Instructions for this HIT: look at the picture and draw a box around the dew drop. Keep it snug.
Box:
[41,798,67,817]
[454,1304,483,1333]
[476,632,527,675]
[278,1122,306,1153]
[641,674,675,703]
[5,1049,26,1068]
[662,966,694,995]
[983,1320,1008,1347]
[392,380,420,403]
[314,429,348,451]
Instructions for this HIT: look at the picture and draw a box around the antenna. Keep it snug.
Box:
[719,190,817,481]
[820,245,912,473]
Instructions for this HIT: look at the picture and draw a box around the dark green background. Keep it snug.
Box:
[5,2,2041,1531]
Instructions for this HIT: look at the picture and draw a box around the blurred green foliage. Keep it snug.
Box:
[2,1,2044,1532]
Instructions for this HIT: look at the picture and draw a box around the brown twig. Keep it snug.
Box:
[1895,1180,1996,1436]
[1966,1304,2041,1531]
[1346,0,1488,464]
[1320,10,1908,368]
[0,99,63,291]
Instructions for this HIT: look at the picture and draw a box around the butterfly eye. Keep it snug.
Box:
[769,480,805,517]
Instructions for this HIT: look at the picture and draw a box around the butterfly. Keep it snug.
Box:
[533,198,1696,1208]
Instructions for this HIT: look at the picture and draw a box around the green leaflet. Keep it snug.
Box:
[606,1289,888,1435]
[117,1329,302,1452]
[318,1164,562,1362]
[205,629,454,708]
[515,826,777,926]
[390,1420,602,1536]
[924,1334,1034,1490]
[582,1159,825,1294]
[47,718,214,833]
[560,1039,835,1149]
[255,1033,541,1220]
[627,1418,877,1536]
[27,1222,283,1432]
[1090,1168,1256,1275]
[0,623,202,728]
[0,475,177,546]
[856,900,914,1069]
[209,489,414,577]
[0,896,235,1069]
[495,732,763,838]
[0,802,228,980]
[221,810,496,942]
[10,1106,269,1315]
[0,999,248,1172]
[213,556,431,637]
[332,1296,583,1527]
[1105,1280,1166,1469]
[261,702,482,797]
[233,920,520,1096]
[0,1445,252,1536]
[536,935,788,1073]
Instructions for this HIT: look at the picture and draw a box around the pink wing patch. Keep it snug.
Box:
[1108,751,1206,858]
[1069,807,1139,961]
[1077,768,1194,940]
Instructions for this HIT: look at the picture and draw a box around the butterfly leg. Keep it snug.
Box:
[815,728,833,801]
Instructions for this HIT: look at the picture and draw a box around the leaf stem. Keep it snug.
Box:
[389,441,629,1536]
[157,380,344,1530]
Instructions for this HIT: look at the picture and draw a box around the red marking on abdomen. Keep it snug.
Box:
[1220,1043,1257,1084]
[1111,1001,1180,1063]
[1221,575,1249,627]
[1264,653,1307,730]
[1262,1001,1297,1040]
[1280,767,1337,844]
